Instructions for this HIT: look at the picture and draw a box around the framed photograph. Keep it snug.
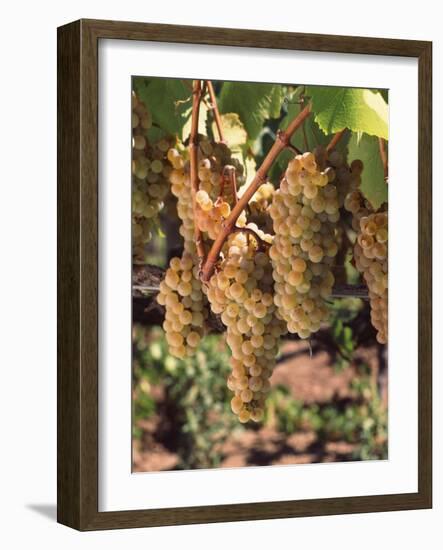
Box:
[57,19,432,530]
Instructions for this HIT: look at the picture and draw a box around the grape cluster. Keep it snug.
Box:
[269,152,340,338]
[168,139,246,240]
[204,230,286,423]
[196,140,244,203]
[167,146,196,250]
[156,146,210,359]
[132,92,173,262]
[313,148,364,208]
[195,190,231,239]
[241,181,275,233]
[343,160,372,233]
[157,138,246,360]
[353,212,388,344]
[342,162,388,344]
[344,189,370,230]
[156,253,207,357]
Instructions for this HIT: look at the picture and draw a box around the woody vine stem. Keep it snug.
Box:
[198,90,312,281]
[189,80,206,264]
[188,81,356,283]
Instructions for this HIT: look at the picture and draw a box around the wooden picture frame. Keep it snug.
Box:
[57,18,432,530]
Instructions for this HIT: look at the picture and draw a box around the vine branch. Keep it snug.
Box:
[189,80,206,264]
[200,104,312,282]
[378,138,388,182]
[206,81,225,143]
[300,88,309,150]
[326,129,347,152]
[132,264,368,299]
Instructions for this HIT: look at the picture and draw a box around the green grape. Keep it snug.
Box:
[269,151,340,339]
[204,230,286,423]
[132,91,173,263]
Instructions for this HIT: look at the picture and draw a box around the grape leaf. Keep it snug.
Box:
[307,86,389,140]
[348,132,388,210]
[218,83,284,142]
[243,155,257,186]
[283,105,331,152]
[133,76,151,96]
[211,112,250,180]
[269,93,349,183]
[378,89,389,103]
[212,113,247,150]
[145,126,168,143]
[136,78,192,136]
[268,148,291,185]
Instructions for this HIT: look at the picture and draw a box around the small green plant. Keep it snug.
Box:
[328,298,360,370]
[133,326,243,469]
[265,364,387,461]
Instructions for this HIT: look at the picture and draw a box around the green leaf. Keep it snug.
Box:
[269,91,350,183]
[212,113,247,150]
[218,83,284,141]
[348,133,388,210]
[133,76,152,96]
[268,148,292,184]
[307,86,389,140]
[377,89,389,103]
[210,113,253,182]
[243,155,257,186]
[145,126,168,143]
[137,78,192,136]
[181,100,208,142]
[282,96,329,149]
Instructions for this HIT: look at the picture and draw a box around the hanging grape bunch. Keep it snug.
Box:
[353,212,388,344]
[194,141,246,239]
[203,230,286,423]
[343,168,388,344]
[156,145,210,359]
[269,151,340,338]
[131,91,174,263]
[158,139,247,359]
[156,253,207,358]
[164,126,289,420]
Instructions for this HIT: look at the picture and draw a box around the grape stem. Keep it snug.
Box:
[326,129,347,152]
[206,81,225,143]
[300,88,309,150]
[378,138,388,182]
[189,80,206,265]
[220,165,239,205]
[200,104,312,282]
[231,227,270,251]
[285,143,303,156]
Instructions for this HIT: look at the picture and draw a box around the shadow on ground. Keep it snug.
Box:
[26,504,57,522]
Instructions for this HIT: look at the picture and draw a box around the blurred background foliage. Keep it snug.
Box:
[133,306,387,471]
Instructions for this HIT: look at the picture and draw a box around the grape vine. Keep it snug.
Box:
[140,79,390,423]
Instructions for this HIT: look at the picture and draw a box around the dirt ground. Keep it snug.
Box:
[133,340,383,472]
